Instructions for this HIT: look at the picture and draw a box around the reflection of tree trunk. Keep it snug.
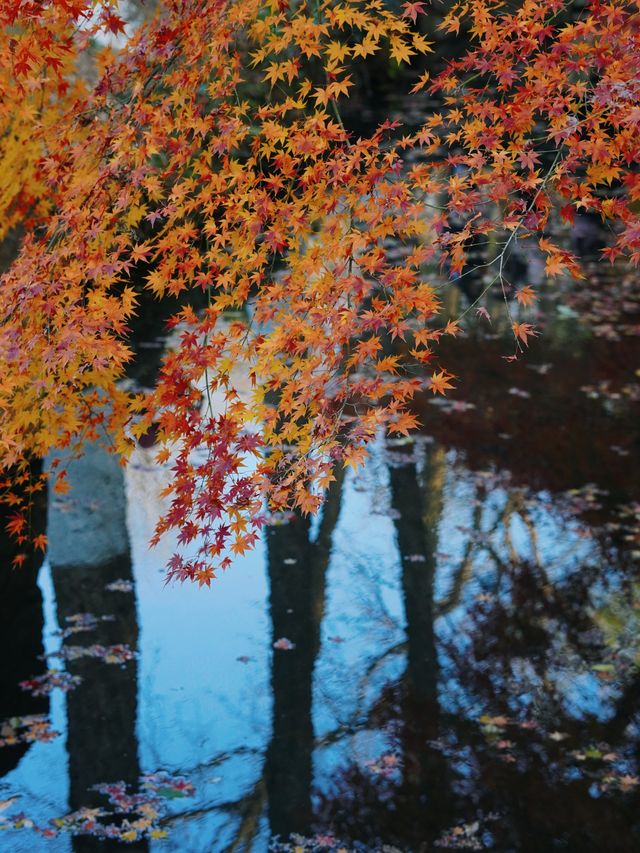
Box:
[47,444,146,852]
[389,445,444,703]
[0,462,47,777]
[265,469,344,841]
[388,444,452,841]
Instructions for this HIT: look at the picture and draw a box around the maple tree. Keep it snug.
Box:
[1,0,639,583]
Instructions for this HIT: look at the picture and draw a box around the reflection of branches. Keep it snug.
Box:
[316,444,639,848]
[436,489,516,618]
[438,484,485,616]
[519,502,542,569]
[160,627,412,848]
[349,557,403,635]
[503,492,547,578]
[174,745,263,777]
[358,640,407,698]
[159,776,266,853]
[437,483,562,620]
[223,776,267,853]
[502,494,519,566]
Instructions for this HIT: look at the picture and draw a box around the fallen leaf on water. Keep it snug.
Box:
[619,774,639,791]
[105,579,134,593]
[55,612,115,639]
[47,643,136,665]
[479,715,509,727]
[0,714,59,748]
[508,386,531,399]
[20,670,82,696]
[0,796,19,813]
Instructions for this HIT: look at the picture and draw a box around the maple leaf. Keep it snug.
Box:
[439,11,462,35]
[443,320,461,337]
[545,254,568,277]
[559,204,575,224]
[375,355,401,374]
[6,512,26,538]
[388,411,419,436]
[297,490,321,515]
[130,242,154,264]
[343,444,368,471]
[515,286,536,307]
[101,11,126,36]
[512,322,539,347]
[32,533,47,552]
[53,476,71,496]
[195,567,216,587]
[429,371,455,395]
[518,148,540,171]
[410,70,430,94]
[401,2,427,24]
[390,38,415,66]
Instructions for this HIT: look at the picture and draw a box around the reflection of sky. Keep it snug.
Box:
[314,449,405,789]
[126,448,272,850]
[2,435,632,849]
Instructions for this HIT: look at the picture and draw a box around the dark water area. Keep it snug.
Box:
[1,280,639,851]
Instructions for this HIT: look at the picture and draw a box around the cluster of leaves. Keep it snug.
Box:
[46,641,136,664]
[0,714,59,748]
[19,609,136,697]
[567,265,640,340]
[1,0,639,581]
[19,668,82,696]
[268,832,389,853]
[434,818,492,851]
[0,772,193,843]
[478,714,640,796]
[54,610,115,639]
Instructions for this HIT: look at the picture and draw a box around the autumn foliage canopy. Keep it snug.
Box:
[1,0,639,582]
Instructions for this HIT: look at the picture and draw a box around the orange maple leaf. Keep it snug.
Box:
[512,322,539,346]
[515,286,536,307]
[429,370,455,395]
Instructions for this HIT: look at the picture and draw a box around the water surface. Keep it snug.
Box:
[1,297,639,852]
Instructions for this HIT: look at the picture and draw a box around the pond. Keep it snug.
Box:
[1,274,639,852]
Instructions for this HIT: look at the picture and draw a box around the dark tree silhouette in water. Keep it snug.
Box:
[47,443,147,852]
[388,442,455,845]
[0,462,47,778]
[265,468,345,841]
